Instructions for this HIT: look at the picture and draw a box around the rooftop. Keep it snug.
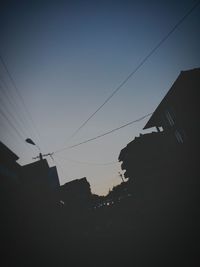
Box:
[143,68,200,130]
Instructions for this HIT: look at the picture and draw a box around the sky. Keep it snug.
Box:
[0,0,199,195]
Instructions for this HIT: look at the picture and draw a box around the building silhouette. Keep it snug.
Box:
[144,68,200,144]
[119,68,200,181]
[1,68,199,266]
[0,141,21,186]
[118,68,200,266]
[21,159,60,192]
[59,177,92,211]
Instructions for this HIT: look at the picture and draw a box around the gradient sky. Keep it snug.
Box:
[0,0,199,195]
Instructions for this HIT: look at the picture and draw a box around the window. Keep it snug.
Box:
[165,109,175,126]
[175,130,184,143]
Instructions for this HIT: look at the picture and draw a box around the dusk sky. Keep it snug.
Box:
[0,0,199,195]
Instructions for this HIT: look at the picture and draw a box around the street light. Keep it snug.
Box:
[25,138,53,161]
[25,138,43,160]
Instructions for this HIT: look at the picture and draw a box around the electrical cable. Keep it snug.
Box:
[0,105,26,143]
[65,0,200,142]
[0,56,46,149]
[51,155,70,179]
[54,112,152,153]
[0,98,31,139]
[55,154,118,166]
[0,80,38,142]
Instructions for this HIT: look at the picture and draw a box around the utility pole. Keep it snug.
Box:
[25,138,54,161]
[32,152,54,161]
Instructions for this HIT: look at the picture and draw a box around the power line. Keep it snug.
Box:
[0,56,46,150]
[0,80,38,142]
[0,105,26,143]
[55,154,118,166]
[63,158,118,166]
[0,83,38,140]
[66,1,200,142]
[52,155,70,180]
[54,112,152,153]
[0,96,31,139]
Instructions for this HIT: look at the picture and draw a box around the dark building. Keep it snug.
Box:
[21,159,60,192]
[59,177,92,210]
[117,68,200,265]
[0,142,27,264]
[143,68,200,145]
[0,141,21,186]
[48,166,60,190]
[119,131,179,180]
[0,140,60,193]
[0,143,62,265]
[119,68,200,181]
[0,141,22,218]
[21,159,50,188]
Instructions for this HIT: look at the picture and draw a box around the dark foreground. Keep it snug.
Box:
[1,156,199,267]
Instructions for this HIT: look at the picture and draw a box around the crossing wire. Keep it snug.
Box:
[66,0,200,142]
[54,112,152,153]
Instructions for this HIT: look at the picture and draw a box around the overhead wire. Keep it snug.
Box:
[65,0,200,142]
[54,112,152,153]
[0,97,31,139]
[55,154,118,166]
[0,105,27,143]
[0,82,38,140]
[0,79,38,141]
[51,154,70,179]
[1,1,198,164]
[0,55,46,150]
